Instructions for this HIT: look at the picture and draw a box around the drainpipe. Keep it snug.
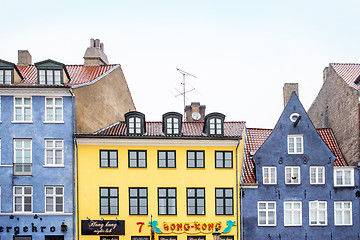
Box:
[69,88,77,239]
[235,137,240,240]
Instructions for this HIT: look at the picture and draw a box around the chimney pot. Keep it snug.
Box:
[90,38,95,47]
[100,43,104,52]
[95,39,100,48]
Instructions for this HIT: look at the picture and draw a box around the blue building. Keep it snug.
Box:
[240,91,360,239]
[0,59,75,240]
[0,42,136,240]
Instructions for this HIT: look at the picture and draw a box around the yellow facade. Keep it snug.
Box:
[76,136,245,240]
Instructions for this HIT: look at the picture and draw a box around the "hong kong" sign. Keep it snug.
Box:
[81,220,125,235]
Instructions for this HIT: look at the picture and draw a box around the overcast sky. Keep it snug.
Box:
[1,0,360,128]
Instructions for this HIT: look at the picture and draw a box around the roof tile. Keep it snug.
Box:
[330,63,360,91]
[14,65,118,86]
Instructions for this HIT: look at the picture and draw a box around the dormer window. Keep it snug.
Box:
[39,70,62,85]
[162,112,182,135]
[0,69,12,84]
[204,113,225,136]
[125,111,145,135]
[0,59,18,84]
[35,59,65,85]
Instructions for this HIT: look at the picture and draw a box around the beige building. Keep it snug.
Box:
[308,63,360,165]
[15,38,136,133]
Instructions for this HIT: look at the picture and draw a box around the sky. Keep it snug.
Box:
[1,0,360,128]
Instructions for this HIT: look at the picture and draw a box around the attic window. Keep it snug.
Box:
[0,69,12,84]
[39,70,62,85]
[35,59,65,85]
[162,112,182,136]
[203,113,225,136]
[125,111,145,136]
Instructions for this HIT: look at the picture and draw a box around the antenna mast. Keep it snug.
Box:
[176,68,196,119]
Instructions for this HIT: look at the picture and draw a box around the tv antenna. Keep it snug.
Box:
[175,68,196,119]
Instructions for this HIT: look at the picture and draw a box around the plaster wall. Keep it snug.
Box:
[308,66,360,165]
[0,94,75,239]
[77,137,245,240]
[73,66,136,133]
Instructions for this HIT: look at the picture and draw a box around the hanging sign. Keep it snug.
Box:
[81,220,125,235]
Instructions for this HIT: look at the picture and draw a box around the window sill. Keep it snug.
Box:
[334,185,354,188]
[43,121,64,124]
[43,165,64,168]
[11,121,33,124]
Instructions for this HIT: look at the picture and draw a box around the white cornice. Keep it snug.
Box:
[0,88,72,96]
[75,138,240,147]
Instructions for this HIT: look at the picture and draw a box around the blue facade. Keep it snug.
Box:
[241,93,360,239]
[0,88,75,240]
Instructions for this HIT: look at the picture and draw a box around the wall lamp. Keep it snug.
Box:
[61,222,68,232]
[86,217,90,220]
[100,217,104,221]
[212,227,221,240]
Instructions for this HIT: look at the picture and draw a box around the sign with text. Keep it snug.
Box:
[131,237,150,240]
[187,237,205,240]
[221,237,234,240]
[81,220,125,235]
[159,237,177,240]
[100,237,119,240]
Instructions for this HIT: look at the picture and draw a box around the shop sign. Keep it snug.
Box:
[81,220,125,235]
[159,237,177,240]
[131,237,150,240]
[220,237,234,240]
[0,223,59,235]
[163,222,221,234]
[188,237,205,240]
[100,237,119,240]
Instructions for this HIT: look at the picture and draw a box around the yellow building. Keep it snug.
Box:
[76,109,245,240]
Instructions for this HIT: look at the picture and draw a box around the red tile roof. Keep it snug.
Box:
[14,64,118,86]
[241,128,348,185]
[92,121,246,138]
[330,63,360,91]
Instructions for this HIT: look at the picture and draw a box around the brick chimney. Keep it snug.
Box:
[17,50,32,66]
[283,83,299,107]
[83,38,109,66]
[185,102,206,122]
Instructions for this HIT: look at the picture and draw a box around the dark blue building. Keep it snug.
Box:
[240,92,360,239]
[0,59,75,240]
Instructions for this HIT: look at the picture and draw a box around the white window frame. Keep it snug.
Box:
[44,139,64,167]
[13,97,32,122]
[14,139,32,175]
[258,201,276,226]
[263,167,277,184]
[309,201,327,226]
[166,117,180,135]
[334,167,354,187]
[13,186,32,213]
[129,116,142,134]
[287,135,303,154]
[285,166,300,184]
[284,201,302,226]
[44,97,63,123]
[45,186,64,213]
[0,69,12,84]
[310,166,325,184]
[334,201,352,226]
[39,70,62,85]
[209,117,223,135]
